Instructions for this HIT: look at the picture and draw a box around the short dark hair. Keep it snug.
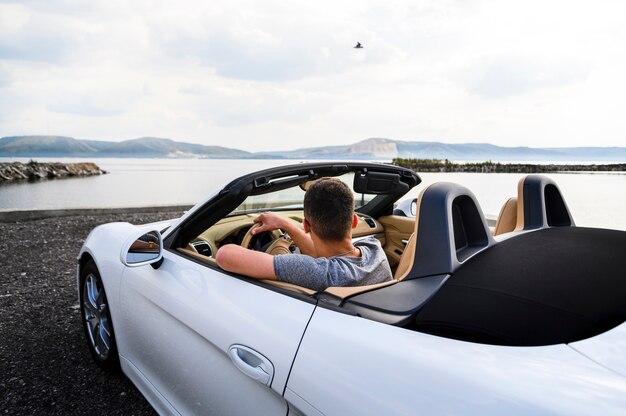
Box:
[304,177,354,241]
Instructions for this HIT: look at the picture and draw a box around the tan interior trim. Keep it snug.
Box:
[199,211,384,247]
[261,280,317,296]
[378,215,416,270]
[323,279,397,298]
[391,186,426,282]
[393,233,416,280]
[176,247,219,267]
[494,197,518,236]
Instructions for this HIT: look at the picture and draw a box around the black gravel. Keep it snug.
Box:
[0,211,184,415]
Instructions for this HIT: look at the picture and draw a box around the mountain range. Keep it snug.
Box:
[1,135,625,162]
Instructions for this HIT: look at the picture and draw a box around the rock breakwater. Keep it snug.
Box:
[0,161,106,182]
[392,158,626,173]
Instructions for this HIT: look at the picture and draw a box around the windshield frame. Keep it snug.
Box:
[164,161,421,249]
[229,172,376,216]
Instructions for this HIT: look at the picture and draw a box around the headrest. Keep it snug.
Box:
[516,175,574,231]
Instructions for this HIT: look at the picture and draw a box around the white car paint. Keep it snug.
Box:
[79,221,626,415]
[77,184,626,416]
[287,306,626,415]
[116,245,314,414]
[570,322,626,379]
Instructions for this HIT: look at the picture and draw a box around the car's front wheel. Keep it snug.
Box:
[79,259,119,370]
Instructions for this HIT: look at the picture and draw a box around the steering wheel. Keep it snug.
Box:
[240,223,293,256]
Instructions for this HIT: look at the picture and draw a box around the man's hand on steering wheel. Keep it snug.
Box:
[252,212,287,235]
[249,211,316,257]
[240,212,293,255]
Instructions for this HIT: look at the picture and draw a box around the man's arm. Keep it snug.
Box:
[215,244,277,280]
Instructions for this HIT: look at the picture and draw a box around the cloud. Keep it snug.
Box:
[0,3,84,63]
[463,55,592,98]
[1,0,626,150]
[148,1,401,82]
[46,88,133,117]
[178,81,338,126]
[0,66,10,88]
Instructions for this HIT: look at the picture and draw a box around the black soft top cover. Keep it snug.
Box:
[414,227,626,346]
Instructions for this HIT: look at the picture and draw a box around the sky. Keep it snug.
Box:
[1,0,625,152]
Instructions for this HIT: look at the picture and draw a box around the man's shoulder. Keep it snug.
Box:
[276,252,327,263]
[355,237,383,250]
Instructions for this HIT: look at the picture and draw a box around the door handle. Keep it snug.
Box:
[228,345,274,386]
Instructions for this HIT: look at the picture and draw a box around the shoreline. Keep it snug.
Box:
[0,204,497,226]
[392,158,626,173]
[0,204,192,222]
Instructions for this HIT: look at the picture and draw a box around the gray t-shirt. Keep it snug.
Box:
[273,237,393,292]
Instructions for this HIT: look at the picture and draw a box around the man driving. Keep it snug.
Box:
[215,177,393,291]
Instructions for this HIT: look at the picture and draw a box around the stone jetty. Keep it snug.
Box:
[0,161,107,182]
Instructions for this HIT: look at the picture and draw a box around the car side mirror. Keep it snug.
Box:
[394,197,418,217]
[122,230,163,267]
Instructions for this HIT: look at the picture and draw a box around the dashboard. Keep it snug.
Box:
[185,210,385,260]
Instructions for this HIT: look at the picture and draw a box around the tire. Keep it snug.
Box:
[79,260,120,370]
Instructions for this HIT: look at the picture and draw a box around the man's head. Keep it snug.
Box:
[304,177,355,241]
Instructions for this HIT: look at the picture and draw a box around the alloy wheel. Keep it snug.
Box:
[82,273,112,360]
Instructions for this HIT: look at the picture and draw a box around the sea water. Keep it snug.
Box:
[1,157,624,231]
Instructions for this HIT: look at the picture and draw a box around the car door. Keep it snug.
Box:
[285,306,626,415]
[117,248,316,416]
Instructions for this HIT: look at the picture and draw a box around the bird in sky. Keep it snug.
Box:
[354,42,363,49]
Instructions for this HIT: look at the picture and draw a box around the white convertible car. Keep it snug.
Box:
[78,162,626,415]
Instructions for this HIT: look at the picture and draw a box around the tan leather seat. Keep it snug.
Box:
[496,177,532,233]
[491,175,575,235]
[493,197,518,236]
[392,189,424,281]
[393,232,416,280]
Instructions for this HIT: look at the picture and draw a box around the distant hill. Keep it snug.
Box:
[260,138,626,161]
[1,135,624,161]
[0,136,250,158]
[0,136,99,156]
[93,137,250,158]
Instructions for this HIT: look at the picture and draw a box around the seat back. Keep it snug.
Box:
[493,197,518,236]
[394,232,417,280]
[392,186,429,280]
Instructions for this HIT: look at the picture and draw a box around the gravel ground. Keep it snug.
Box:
[0,211,184,415]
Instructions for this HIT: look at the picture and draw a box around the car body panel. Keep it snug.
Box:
[120,356,182,416]
[570,322,626,379]
[287,306,626,415]
[117,248,314,415]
